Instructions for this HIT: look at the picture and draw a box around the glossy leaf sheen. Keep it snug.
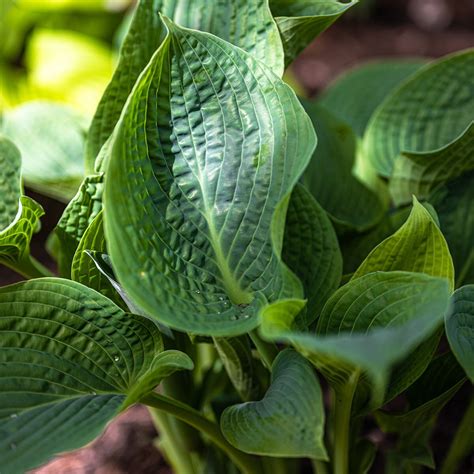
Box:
[261,272,450,407]
[282,183,342,327]
[104,20,316,336]
[364,49,474,177]
[0,278,192,474]
[445,285,474,381]
[221,349,327,459]
[86,0,284,169]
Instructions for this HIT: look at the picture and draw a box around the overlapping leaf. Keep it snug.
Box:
[270,0,357,67]
[261,272,450,408]
[390,122,474,206]
[319,59,425,137]
[352,197,454,289]
[301,103,385,231]
[363,49,474,177]
[445,285,474,381]
[221,349,327,459]
[86,0,284,169]
[282,183,342,327]
[0,137,22,229]
[104,19,316,336]
[0,278,193,474]
[1,101,86,201]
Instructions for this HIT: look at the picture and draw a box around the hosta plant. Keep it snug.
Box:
[1,1,473,474]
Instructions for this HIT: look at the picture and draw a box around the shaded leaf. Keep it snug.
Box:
[363,49,474,177]
[1,101,86,201]
[319,59,425,137]
[282,183,342,327]
[352,197,454,291]
[270,0,357,67]
[390,122,474,206]
[104,19,315,336]
[221,349,327,459]
[261,272,450,408]
[301,103,385,231]
[445,285,474,381]
[0,278,192,474]
[86,0,284,169]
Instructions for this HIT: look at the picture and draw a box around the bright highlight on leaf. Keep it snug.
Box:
[0,278,192,474]
[104,18,316,336]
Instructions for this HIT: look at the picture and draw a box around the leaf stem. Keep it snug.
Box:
[333,372,359,474]
[312,459,329,474]
[141,392,262,474]
[249,330,279,370]
[6,255,54,279]
[440,391,474,474]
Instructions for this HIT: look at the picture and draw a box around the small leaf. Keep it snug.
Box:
[363,49,474,177]
[390,122,474,206]
[86,0,284,169]
[104,19,315,336]
[319,59,425,137]
[261,272,450,408]
[270,0,357,67]
[375,352,466,470]
[213,336,262,401]
[0,278,192,474]
[301,103,385,232]
[352,197,454,291]
[282,183,342,327]
[221,349,327,459]
[445,285,474,381]
[430,170,474,286]
[1,101,86,201]
[54,174,104,276]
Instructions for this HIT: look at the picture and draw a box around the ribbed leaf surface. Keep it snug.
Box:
[0,137,22,230]
[104,19,316,336]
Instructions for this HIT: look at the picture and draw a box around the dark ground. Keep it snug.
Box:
[1,0,473,472]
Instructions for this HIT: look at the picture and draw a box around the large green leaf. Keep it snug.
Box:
[0,136,22,230]
[318,59,425,137]
[1,101,86,201]
[270,0,357,67]
[376,352,466,471]
[430,171,474,286]
[86,0,284,169]
[445,285,474,381]
[301,103,385,231]
[0,278,193,474]
[104,19,316,336]
[282,183,342,327]
[363,49,474,177]
[390,122,474,206]
[261,272,450,407]
[221,349,327,459]
[352,197,454,290]
[54,174,104,276]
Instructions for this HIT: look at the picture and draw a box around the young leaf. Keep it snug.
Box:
[270,0,358,67]
[363,49,474,177]
[282,183,342,327]
[352,197,454,291]
[213,336,262,401]
[375,352,466,470]
[430,170,474,286]
[1,101,86,201]
[54,174,104,276]
[104,19,316,336]
[390,122,474,206]
[86,0,284,169]
[0,278,193,474]
[318,59,425,137]
[445,285,474,381]
[261,272,450,408]
[301,103,385,232]
[220,349,327,459]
